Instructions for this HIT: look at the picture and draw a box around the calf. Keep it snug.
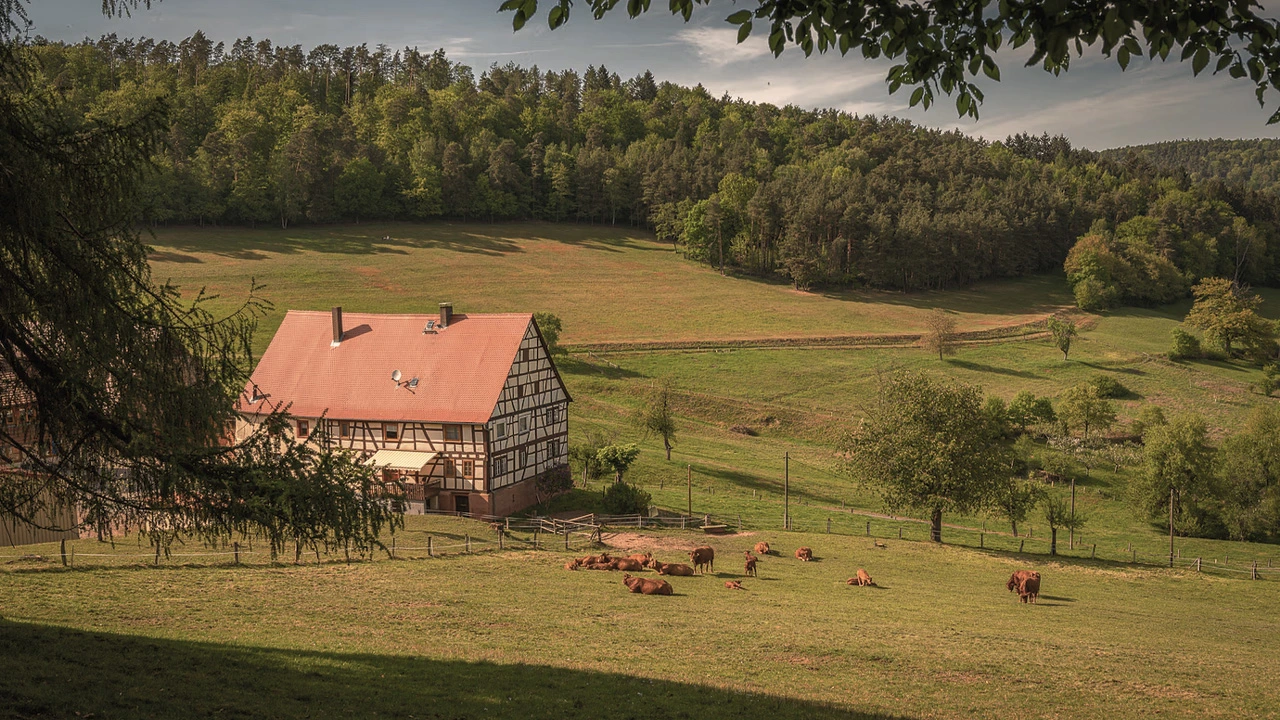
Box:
[743,551,758,577]
[724,580,745,590]
[795,547,814,562]
[847,568,875,587]
[1018,572,1041,604]
[613,558,645,572]
[581,553,611,566]
[754,541,771,556]
[689,546,715,574]
[653,561,696,577]
[626,552,653,566]
[623,574,673,596]
[564,559,581,571]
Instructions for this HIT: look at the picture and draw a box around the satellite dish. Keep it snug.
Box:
[408,377,420,389]
[391,369,402,383]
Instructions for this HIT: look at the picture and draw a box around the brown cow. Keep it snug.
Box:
[1018,572,1041,604]
[743,552,758,577]
[847,568,875,587]
[623,574,673,596]
[795,547,814,562]
[653,561,696,577]
[1007,570,1037,594]
[754,541,771,556]
[613,558,645,572]
[724,580,745,590]
[689,546,715,574]
[564,559,581,571]
[583,560,615,571]
[581,553,611,566]
[627,552,653,565]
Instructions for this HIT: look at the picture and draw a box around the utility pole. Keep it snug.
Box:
[1169,487,1175,567]
[784,452,790,531]
[687,464,692,518]
[1069,477,1076,550]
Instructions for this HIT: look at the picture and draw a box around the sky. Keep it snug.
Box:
[25,0,1280,150]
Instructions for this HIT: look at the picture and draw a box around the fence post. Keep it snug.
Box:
[1132,548,1136,563]
[681,516,686,530]
[534,529,539,550]
[827,518,831,534]
[234,541,240,565]
[980,533,984,549]
[466,534,471,554]
[60,539,67,567]
[1253,561,1259,580]
[155,544,161,566]
[898,527,903,540]
[1195,557,1201,572]
[1018,540,1025,553]
[427,536,433,558]
[1091,544,1096,559]
[392,537,397,559]
[564,531,569,551]
[69,547,74,568]
[865,521,870,536]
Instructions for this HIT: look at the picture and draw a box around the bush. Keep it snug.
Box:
[1169,328,1202,360]
[602,481,652,515]
[1071,277,1118,312]
[1257,364,1280,397]
[1088,374,1129,399]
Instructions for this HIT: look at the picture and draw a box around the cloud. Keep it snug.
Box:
[677,27,771,67]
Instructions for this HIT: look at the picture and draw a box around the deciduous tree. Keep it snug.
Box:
[921,308,958,361]
[843,372,1007,543]
[636,378,677,461]
[1046,317,1078,361]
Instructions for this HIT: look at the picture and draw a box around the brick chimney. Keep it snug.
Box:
[438,302,453,329]
[331,306,343,346]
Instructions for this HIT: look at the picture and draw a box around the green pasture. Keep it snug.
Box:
[2,515,1277,719]
[146,221,1073,354]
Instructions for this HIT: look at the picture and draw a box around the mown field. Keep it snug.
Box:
[3,515,1280,719]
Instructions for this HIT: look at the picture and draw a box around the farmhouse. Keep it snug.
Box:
[237,304,570,516]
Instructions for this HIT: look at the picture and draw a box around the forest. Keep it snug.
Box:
[1107,138,1280,197]
[28,33,1280,294]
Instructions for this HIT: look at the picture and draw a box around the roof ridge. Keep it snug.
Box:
[286,310,532,319]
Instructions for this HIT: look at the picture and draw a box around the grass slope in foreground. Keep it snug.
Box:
[2,516,1278,719]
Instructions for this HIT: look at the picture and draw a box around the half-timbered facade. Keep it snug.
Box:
[237,305,570,516]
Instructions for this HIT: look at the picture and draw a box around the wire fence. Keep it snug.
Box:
[2,506,1276,579]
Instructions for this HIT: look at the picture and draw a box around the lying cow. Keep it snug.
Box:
[564,559,581,571]
[613,558,645,572]
[689,546,715,574]
[743,552,758,577]
[626,552,653,565]
[724,580,745,590]
[623,574,673,596]
[846,568,875,587]
[652,561,696,576]
[754,541,771,556]
[581,553,611,566]
[795,547,814,562]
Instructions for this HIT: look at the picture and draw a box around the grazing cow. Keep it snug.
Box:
[743,552,758,577]
[1018,572,1041,604]
[627,552,653,565]
[848,568,875,587]
[754,541,771,556]
[1007,570,1037,594]
[689,546,715,574]
[724,580,745,590]
[653,561,696,576]
[795,547,814,562]
[623,574,673,596]
[613,558,645,572]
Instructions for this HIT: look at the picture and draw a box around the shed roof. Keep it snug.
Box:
[242,310,533,424]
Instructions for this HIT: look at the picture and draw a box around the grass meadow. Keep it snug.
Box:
[3,221,1275,718]
[3,515,1279,719]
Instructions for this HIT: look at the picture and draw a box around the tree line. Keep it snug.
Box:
[27,33,1280,292]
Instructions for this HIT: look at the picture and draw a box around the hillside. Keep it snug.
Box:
[1106,138,1280,195]
[149,221,1280,561]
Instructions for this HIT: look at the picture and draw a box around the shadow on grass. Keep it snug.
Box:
[0,619,908,720]
[558,356,646,380]
[945,359,1041,379]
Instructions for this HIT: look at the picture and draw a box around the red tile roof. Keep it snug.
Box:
[242,310,532,424]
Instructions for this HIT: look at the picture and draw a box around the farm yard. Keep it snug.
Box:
[3,221,1280,718]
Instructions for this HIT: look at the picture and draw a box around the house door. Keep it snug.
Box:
[454,494,470,515]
